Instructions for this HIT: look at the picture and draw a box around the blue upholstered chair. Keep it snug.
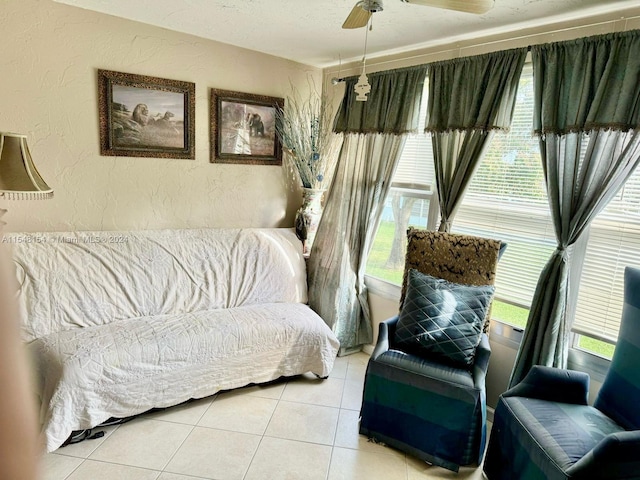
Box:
[483,266,640,480]
[360,230,504,472]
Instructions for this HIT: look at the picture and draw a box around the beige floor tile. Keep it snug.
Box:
[244,436,332,480]
[341,378,365,411]
[164,427,260,480]
[265,400,339,445]
[50,424,120,458]
[89,418,192,470]
[144,397,214,425]
[334,408,405,458]
[346,361,368,381]
[328,447,408,480]
[198,391,278,435]
[65,459,160,480]
[330,356,349,379]
[39,453,83,480]
[281,374,345,407]
[347,352,370,367]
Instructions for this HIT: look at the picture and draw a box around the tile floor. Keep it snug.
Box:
[40,353,487,480]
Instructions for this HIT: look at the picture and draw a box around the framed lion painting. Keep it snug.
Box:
[98,69,195,159]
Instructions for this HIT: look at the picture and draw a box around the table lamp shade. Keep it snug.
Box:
[0,133,53,200]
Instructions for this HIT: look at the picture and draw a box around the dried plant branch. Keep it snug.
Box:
[275,82,342,190]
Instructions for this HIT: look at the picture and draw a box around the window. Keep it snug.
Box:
[366,64,640,360]
[572,165,640,358]
[366,85,438,285]
[452,65,556,330]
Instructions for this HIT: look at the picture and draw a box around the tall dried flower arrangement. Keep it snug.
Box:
[274,84,342,191]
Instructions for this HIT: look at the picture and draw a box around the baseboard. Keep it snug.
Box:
[338,345,364,357]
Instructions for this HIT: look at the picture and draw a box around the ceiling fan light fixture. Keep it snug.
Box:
[342,0,384,29]
[399,0,494,15]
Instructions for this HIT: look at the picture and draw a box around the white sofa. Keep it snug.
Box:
[9,228,339,452]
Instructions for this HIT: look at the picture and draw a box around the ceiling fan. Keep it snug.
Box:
[342,0,495,29]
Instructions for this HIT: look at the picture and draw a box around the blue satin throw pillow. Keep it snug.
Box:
[395,269,495,368]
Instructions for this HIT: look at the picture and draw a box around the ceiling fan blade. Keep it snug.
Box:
[401,0,495,15]
[342,3,372,29]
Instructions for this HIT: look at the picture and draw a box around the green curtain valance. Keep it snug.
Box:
[426,48,528,133]
[333,65,428,135]
[533,30,640,135]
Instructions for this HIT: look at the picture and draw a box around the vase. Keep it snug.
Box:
[295,187,325,257]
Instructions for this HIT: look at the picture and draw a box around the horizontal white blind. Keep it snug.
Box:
[572,166,640,343]
[455,65,556,308]
[393,82,435,188]
[466,65,547,208]
[455,204,556,307]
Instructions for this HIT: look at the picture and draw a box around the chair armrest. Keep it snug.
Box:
[503,365,589,405]
[568,431,640,478]
[371,316,398,361]
[472,333,491,387]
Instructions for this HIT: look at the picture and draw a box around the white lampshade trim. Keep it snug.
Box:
[0,133,53,200]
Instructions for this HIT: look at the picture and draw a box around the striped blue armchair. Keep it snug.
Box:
[483,266,640,480]
[360,230,504,472]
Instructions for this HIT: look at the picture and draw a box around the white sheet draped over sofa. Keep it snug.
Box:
[9,228,339,451]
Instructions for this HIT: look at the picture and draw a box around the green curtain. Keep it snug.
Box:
[426,48,528,231]
[334,66,427,135]
[308,65,427,351]
[510,30,640,387]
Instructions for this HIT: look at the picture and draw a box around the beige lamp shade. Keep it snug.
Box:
[0,133,53,200]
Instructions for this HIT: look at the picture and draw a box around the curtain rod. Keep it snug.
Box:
[330,45,532,84]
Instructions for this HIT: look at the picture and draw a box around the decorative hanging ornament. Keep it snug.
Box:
[355,18,372,101]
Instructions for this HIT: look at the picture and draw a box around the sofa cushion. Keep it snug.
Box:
[377,349,474,388]
[395,269,495,368]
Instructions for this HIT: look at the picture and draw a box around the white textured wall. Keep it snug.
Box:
[0,0,318,233]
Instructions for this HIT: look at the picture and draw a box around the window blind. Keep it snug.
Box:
[454,65,556,309]
[572,170,640,343]
[393,82,435,189]
[455,203,556,308]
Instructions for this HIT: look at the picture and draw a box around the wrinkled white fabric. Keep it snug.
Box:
[9,228,339,452]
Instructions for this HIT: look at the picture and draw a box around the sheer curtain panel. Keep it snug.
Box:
[307,66,427,351]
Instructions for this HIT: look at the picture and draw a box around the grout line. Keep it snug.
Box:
[159,422,198,473]
[63,457,163,475]
[62,457,85,480]
[326,446,335,480]
[241,378,287,480]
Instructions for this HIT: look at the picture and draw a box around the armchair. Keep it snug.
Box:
[483,266,640,480]
[359,229,504,472]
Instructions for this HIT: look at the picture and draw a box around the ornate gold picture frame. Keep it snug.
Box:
[210,88,283,165]
[98,69,195,159]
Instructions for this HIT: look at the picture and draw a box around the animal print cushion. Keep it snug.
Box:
[395,269,495,368]
[401,228,502,333]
